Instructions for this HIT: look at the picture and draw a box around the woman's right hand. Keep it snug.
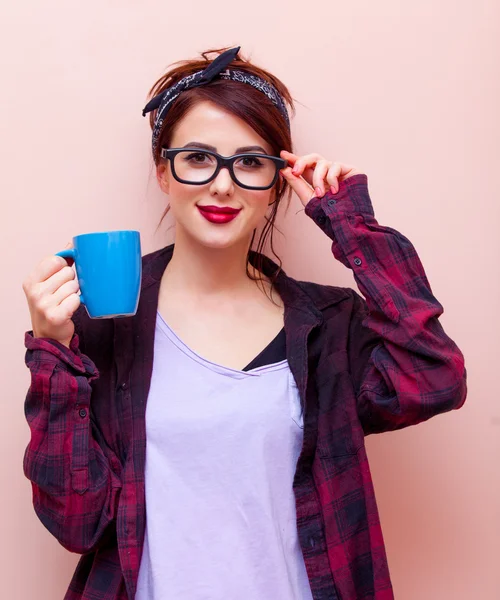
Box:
[22,243,81,349]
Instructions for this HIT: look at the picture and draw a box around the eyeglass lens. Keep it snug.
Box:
[173,151,277,188]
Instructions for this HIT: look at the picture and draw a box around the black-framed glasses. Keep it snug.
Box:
[160,147,288,191]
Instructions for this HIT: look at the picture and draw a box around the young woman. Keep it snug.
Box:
[22,46,467,600]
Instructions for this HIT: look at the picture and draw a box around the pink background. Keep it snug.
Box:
[2,1,498,598]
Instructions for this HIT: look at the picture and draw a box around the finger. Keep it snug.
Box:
[291,153,324,175]
[281,152,362,194]
[291,153,326,189]
[313,160,332,196]
[41,265,76,295]
[52,278,80,306]
[327,163,343,193]
[281,151,322,175]
[280,150,299,162]
[58,292,81,318]
[332,164,362,190]
[60,241,75,267]
[30,253,71,286]
[280,167,316,206]
[280,150,299,166]
[280,150,301,176]
[45,293,80,326]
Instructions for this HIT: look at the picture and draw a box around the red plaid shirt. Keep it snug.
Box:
[23,174,467,599]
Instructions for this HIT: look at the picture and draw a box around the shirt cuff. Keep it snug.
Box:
[304,173,373,226]
[24,330,98,377]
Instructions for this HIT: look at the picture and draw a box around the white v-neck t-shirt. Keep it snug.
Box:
[135,310,313,599]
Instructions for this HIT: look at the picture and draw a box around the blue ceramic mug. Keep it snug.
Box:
[55,230,142,319]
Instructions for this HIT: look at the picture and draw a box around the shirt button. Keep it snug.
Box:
[327,199,337,206]
[317,216,327,225]
[79,408,87,418]
[353,257,363,266]
[309,537,316,548]
[121,382,128,389]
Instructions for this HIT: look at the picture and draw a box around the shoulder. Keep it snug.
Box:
[290,277,361,316]
[140,244,174,288]
[285,277,371,342]
[141,245,171,269]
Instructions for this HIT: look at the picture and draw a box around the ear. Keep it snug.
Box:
[156,162,170,195]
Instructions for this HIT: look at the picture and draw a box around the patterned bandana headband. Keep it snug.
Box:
[142,46,290,159]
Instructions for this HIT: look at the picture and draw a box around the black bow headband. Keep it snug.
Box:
[142,46,290,158]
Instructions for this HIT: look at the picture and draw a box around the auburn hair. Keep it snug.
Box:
[144,46,297,305]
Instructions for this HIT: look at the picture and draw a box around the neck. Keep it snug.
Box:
[161,227,267,300]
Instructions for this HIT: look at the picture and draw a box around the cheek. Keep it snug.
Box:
[248,191,273,215]
[167,182,197,215]
[239,192,274,230]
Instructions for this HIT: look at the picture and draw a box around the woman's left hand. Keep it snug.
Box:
[279,150,362,208]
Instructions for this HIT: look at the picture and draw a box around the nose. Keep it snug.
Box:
[209,165,235,194]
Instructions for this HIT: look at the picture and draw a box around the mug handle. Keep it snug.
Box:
[55,249,85,305]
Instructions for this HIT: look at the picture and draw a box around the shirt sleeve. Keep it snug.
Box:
[23,323,123,553]
[304,173,467,435]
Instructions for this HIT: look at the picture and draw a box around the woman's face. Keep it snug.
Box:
[156,101,278,250]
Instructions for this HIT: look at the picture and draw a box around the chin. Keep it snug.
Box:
[183,225,244,250]
[197,233,243,250]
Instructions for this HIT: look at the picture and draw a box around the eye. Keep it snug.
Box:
[185,152,211,163]
[236,156,264,168]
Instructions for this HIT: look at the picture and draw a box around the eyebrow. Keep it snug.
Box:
[181,141,269,154]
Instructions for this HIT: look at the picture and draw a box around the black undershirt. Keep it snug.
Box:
[241,326,286,371]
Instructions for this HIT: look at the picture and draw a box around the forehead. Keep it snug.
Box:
[170,101,273,155]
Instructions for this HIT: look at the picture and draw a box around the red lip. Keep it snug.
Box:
[197,205,241,214]
[197,205,240,224]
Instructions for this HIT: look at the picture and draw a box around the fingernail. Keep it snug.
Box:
[315,187,322,197]
[330,185,338,194]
